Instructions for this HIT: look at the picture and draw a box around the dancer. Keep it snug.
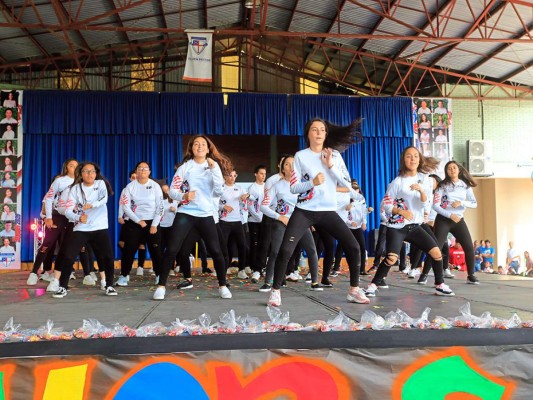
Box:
[268,118,369,307]
[116,161,163,286]
[432,160,479,284]
[260,155,322,292]
[247,164,266,283]
[154,135,233,300]
[365,147,454,297]
[52,162,116,298]
[26,159,77,285]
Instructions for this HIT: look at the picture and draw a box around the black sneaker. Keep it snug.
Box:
[329,270,339,277]
[417,274,428,285]
[375,278,389,289]
[360,270,370,276]
[281,279,287,287]
[320,278,333,288]
[258,283,272,292]
[202,267,213,274]
[52,287,68,299]
[467,275,480,285]
[177,280,193,290]
[310,283,324,291]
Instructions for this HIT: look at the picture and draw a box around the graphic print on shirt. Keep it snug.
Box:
[436,193,449,209]
[177,177,190,205]
[219,199,228,219]
[275,199,289,215]
[387,197,407,225]
[294,173,314,204]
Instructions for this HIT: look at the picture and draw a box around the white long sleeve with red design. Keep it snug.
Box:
[43,175,74,218]
[383,173,432,229]
[290,148,351,211]
[261,179,297,220]
[120,179,164,227]
[169,159,224,218]
[219,184,247,223]
[64,180,109,232]
[433,180,477,219]
[247,182,264,223]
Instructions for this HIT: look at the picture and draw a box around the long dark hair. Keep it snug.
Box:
[60,158,78,176]
[179,135,233,176]
[398,146,438,176]
[279,155,294,178]
[437,160,477,189]
[73,162,114,201]
[4,141,14,153]
[303,118,362,152]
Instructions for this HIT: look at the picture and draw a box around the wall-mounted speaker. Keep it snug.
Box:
[467,140,493,176]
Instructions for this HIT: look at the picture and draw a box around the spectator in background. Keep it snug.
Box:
[481,239,495,269]
[473,240,483,272]
[449,242,466,271]
[524,251,533,276]
[506,241,521,275]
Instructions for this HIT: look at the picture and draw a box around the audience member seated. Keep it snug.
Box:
[481,239,495,270]
[473,240,483,272]
[525,251,533,277]
[449,242,466,271]
[506,241,520,275]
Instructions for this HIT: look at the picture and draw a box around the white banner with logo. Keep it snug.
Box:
[183,30,214,82]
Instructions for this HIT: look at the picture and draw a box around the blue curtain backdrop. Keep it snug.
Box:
[21,91,412,261]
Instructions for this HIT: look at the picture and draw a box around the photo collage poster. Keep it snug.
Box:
[0,89,22,270]
[412,98,453,177]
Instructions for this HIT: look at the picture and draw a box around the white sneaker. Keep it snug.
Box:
[347,288,370,304]
[70,271,76,280]
[100,280,106,291]
[105,286,118,296]
[155,275,160,285]
[136,267,144,276]
[46,278,60,292]
[26,272,39,285]
[82,275,96,286]
[305,273,312,283]
[40,271,53,282]
[210,270,218,277]
[364,283,378,297]
[268,289,281,307]
[126,275,130,282]
[287,272,299,282]
[244,266,252,275]
[443,269,455,279]
[408,268,421,279]
[237,270,249,279]
[115,275,128,286]
[219,286,232,299]
[169,269,176,276]
[435,283,455,296]
[153,287,166,300]
[90,272,98,281]
[402,266,411,275]
[251,271,261,283]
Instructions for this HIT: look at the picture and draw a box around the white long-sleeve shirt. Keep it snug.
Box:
[170,159,224,218]
[219,184,246,223]
[433,180,477,219]
[43,175,74,218]
[119,179,164,227]
[160,199,177,228]
[64,180,109,232]
[290,148,351,211]
[261,178,297,220]
[383,173,433,229]
[346,200,368,230]
[247,182,264,223]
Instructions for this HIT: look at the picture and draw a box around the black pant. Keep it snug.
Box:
[273,208,361,289]
[314,227,335,279]
[256,215,274,271]
[335,228,367,273]
[423,242,449,275]
[31,213,69,274]
[120,220,162,277]
[372,224,387,267]
[433,214,475,276]
[57,229,114,289]
[219,220,247,271]
[160,213,226,287]
[372,224,444,285]
[248,221,262,272]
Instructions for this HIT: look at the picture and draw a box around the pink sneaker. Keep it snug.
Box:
[347,288,370,304]
[268,289,282,307]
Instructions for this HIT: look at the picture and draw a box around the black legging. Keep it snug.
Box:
[433,214,475,276]
[256,215,274,272]
[422,242,449,275]
[314,227,335,280]
[120,220,162,277]
[334,228,366,273]
[159,213,226,287]
[372,224,445,285]
[372,224,387,268]
[273,208,361,289]
[248,221,262,272]
[219,220,247,271]
[57,229,115,290]
[31,213,69,274]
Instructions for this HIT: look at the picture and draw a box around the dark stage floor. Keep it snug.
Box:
[1,265,532,334]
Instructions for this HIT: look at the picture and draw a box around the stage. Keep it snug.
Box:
[0,266,532,399]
